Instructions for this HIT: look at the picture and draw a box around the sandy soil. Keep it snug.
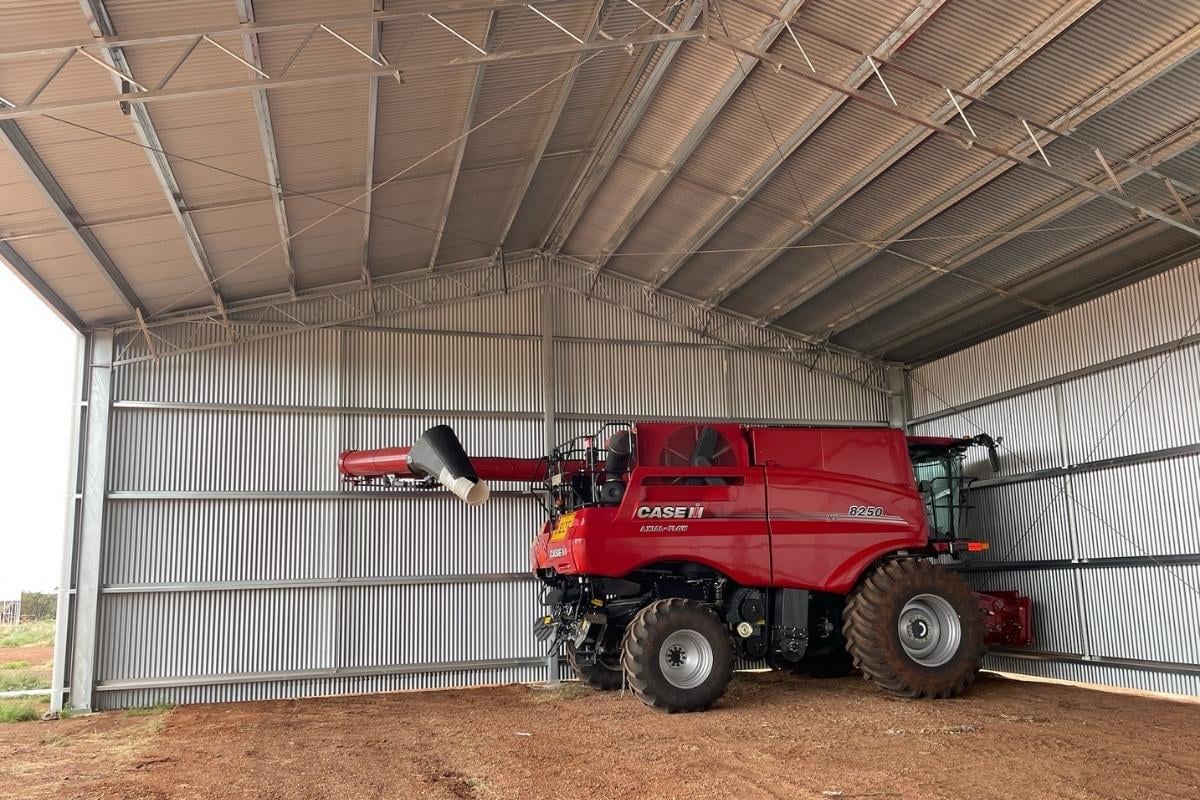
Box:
[2,672,1198,800]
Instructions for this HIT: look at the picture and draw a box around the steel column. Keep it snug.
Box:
[541,273,560,684]
[68,329,115,712]
[50,336,87,715]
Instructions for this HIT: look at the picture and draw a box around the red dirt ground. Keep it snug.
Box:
[0,645,52,668]
[2,672,1198,800]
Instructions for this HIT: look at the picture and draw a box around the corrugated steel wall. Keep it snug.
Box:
[92,263,887,708]
[910,257,1200,696]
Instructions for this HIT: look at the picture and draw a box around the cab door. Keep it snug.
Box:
[752,428,926,593]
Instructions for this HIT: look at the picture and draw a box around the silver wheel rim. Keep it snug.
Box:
[658,629,714,689]
[897,593,961,667]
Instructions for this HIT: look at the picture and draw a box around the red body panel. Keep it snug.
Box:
[532,423,933,594]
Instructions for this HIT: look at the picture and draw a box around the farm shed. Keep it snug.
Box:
[0,0,1197,716]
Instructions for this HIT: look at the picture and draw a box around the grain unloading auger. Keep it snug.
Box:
[340,422,1032,713]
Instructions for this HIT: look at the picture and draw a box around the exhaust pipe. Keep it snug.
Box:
[339,425,491,506]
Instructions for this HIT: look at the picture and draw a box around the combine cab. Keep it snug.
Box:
[340,422,1031,713]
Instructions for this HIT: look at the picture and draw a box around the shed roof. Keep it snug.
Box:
[2,0,1198,363]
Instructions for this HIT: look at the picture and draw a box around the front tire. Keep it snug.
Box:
[566,641,624,691]
[622,598,733,713]
[844,559,985,698]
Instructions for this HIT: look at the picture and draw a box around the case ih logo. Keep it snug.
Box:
[636,505,705,519]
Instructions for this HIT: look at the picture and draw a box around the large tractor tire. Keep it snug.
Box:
[566,640,624,691]
[622,598,733,713]
[844,559,985,699]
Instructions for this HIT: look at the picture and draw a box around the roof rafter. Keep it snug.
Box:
[856,125,1200,354]
[649,0,956,291]
[686,0,1100,302]
[0,120,145,317]
[744,20,1200,327]
[493,0,609,258]
[79,0,227,315]
[234,0,298,297]
[0,240,86,332]
[584,0,806,274]
[543,0,704,253]
[0,29,705,122]
[429,10,498,269]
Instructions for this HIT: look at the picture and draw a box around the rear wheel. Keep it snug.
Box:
[622,598,733,713]
[844,559,985,698]
[566,640,624,691]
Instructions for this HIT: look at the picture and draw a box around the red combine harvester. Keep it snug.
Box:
[340,422,1031,713]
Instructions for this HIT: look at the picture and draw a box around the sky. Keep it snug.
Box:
[0,263,79,598]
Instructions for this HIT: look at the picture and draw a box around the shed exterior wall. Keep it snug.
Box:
[68,261,888,709]
[910,256,1200,696]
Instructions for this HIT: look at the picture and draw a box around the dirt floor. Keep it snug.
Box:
[1,671,1198,800]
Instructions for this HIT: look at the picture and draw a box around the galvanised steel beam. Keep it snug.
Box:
[550,254,894,394]
[109,251,544,364]
[93,656,555,692]
[989,648,1200,678]
[0,29,706,121]
[691,0,1100,303]
[650,0,959,291]
[69,329,114,712]
[909,325,1200,427]
[50,336,87,716]
[98,574,537,594]
[585,0,805,274]
[493,0,608,258]
[1,0,581,58]
[862,124,1200,353]
[234,0,298,296]
[753,22,1200,329]
[827,125,1200,339]
[543,0,704,253]
[894,207,1200,362]
[428,10,498,269]
[0,120,145,317]
[0,240,85,332]
[79,0,227,313]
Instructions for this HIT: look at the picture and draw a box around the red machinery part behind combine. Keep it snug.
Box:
[339,421,1032,712]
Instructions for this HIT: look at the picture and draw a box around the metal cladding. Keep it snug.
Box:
[911,256,1200,696]
[65,282,889,710]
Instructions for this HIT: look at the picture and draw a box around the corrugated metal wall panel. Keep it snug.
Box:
[913,258,1200,695]
[909,257,1200,416]
[89,282,884,706]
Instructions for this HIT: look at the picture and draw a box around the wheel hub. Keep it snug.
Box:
[897,593,962,668]
[658,629,714,689]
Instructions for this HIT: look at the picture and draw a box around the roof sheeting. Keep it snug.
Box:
[0,0,1195,363]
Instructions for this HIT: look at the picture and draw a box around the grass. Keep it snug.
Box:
[0,697,47,723]
[124,699,176,717]
[0,661,31,670]
[0,620,55,649]
[0,671,46,692]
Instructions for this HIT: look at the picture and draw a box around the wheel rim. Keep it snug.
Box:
[897,593,961,667]
[658,629,714,689]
